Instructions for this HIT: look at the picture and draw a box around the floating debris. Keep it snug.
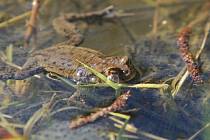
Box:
[177,27,203,84]
[69,90,131,129]
[24,0,41,48]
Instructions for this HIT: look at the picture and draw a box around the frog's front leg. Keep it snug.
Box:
[0,67,45,80]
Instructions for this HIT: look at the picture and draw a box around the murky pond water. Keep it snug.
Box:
[0,0,209,140]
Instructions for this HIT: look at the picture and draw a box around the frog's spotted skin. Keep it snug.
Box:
[0,6,138,84]
[0,45,137,84]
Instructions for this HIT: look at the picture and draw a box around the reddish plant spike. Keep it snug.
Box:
[0,127,13,139]
[177,27,203,84]
[69,90,131,129]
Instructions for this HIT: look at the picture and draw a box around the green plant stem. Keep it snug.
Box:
[0,11,31,29]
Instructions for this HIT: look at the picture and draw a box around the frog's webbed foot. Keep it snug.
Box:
[0,67,45,80]
[53,5,135,46]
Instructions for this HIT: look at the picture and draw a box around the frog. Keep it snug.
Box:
[0,6,139,84]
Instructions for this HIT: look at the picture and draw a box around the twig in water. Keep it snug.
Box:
[172,23,210,97]
[177,27,203,83]
[24,0,41,48]
[0,11,31,29]
[69,90,131,129]
[188,123,210,140]
[152,0,160,35]
[0,112,23,139]
[23,93,56,137]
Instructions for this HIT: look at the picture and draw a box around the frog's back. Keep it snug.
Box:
[23,45,106,78]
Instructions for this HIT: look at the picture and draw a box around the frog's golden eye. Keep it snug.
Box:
[123,69,129,75]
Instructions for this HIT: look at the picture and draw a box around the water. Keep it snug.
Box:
[0,0,209,139]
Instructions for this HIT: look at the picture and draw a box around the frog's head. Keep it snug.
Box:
[104,56,137,83]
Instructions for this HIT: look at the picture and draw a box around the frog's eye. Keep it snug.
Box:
[106,67,122,75]
[123,69,131,78]
[105,67,123,82]
[123,70,129,74]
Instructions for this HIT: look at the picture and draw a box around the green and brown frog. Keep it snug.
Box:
[0,6,139,84]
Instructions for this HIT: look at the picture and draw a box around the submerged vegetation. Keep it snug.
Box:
[0,0,209,140]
